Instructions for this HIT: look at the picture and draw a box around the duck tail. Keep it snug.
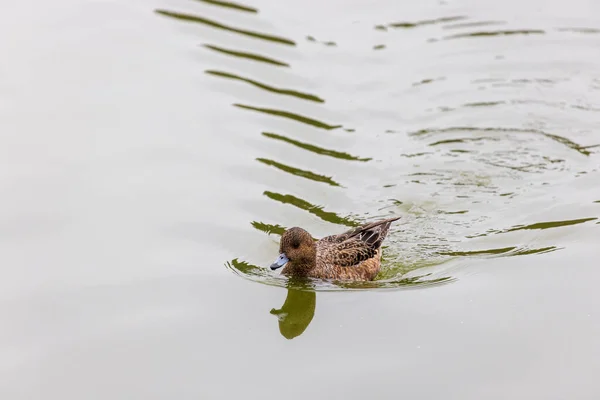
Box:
[354,216,401,248]
[377,216,401,238]
[365,216,401,232]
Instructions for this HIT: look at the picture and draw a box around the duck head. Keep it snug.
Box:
[270,227,316,274]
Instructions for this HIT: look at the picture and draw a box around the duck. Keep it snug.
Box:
[270,217,400,281]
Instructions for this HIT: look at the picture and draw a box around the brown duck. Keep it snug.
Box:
[270,217,400,281]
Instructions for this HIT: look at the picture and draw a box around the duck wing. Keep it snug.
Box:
[319,217,400,267]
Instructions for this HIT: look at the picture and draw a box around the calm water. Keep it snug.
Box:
[2,0,600,398]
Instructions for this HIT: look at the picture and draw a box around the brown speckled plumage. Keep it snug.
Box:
[275,217,400,281]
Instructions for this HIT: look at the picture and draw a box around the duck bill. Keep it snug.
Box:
[270,253,289,270]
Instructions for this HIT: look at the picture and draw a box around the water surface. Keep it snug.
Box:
[1,0,600,398]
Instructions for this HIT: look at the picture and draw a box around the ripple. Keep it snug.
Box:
[466,218,598,239]
[306,36,338,47]
[194,0,258,13]
[443,20,506,30]
[155,9,296,46]
[444,29,545,40]
[156,0,600,291]
[262,132,371,161]
[504,217,598,232]
[206,70,324,102]
[234,103,341,130]
[225,258,455,291]
[412,77,444,86]
[386,16,467,29]
[263,191,356,226]
[433,99,600,115]
[257,158,342,187]
[251,221,285,236]
[439,246,558,257]
[202,44,290,67]
[411,126,592,156]
[557,27,600,34]
[429,137,499,146]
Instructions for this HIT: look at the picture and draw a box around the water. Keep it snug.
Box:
[1,0,600,398]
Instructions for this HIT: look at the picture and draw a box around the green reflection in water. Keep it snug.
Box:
[467,218,597,239]
[440,247,515,256]
[257,158,341,187]
[429,137,496,146]
[463,101,505,107]
[337,274,455,289]
[411,126,592,156]
[445,97,599,114]
[225,258,455,291]
[505,217,597,232]
[263,191,358,227]
[438,210,468,214]
[155,10,295,46]
[262,132,371,162]
[206,70,324,103]
[251,221,285,236]
[514,247,560,256]
[235,104,341,130]
[270,285,316,340]
[581,143,600,151]
[443,20,506,30]
[228,258,264,276]
[445,30,545,40]
[557,27,600,34]
[439,246,558,257]
[388,16,467,29]
[305,36,337,46]
[194,0,258,13]
[203,44,289,67]
[412,78,437,86]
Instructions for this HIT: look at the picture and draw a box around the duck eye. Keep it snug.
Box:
[292,241,300,249]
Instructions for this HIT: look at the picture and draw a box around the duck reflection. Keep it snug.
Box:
[270,285,316,339]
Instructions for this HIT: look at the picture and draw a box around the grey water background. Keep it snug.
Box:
[1,0,600,398]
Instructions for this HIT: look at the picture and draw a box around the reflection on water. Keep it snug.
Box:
[206,70,324,102]
[384,16,467,29]
[155,9,295,45]
[443,20,507,30]
[504,218,598,232]
[411,127,593,156]
[251,221,286,236]
[270,284,316,339]
[203,44,290,67]
[196,0,258,14]
[257,159,342,187]
[444,29,545,40]
[157,0,600,290]
[439,246,558,257]
[233,104,341,130]
[225,258,455,291]
[557,27,600,34]
[262,191,357,226]
[261,132,371,162]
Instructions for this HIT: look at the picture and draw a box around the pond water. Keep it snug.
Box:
[1,0,600,398]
